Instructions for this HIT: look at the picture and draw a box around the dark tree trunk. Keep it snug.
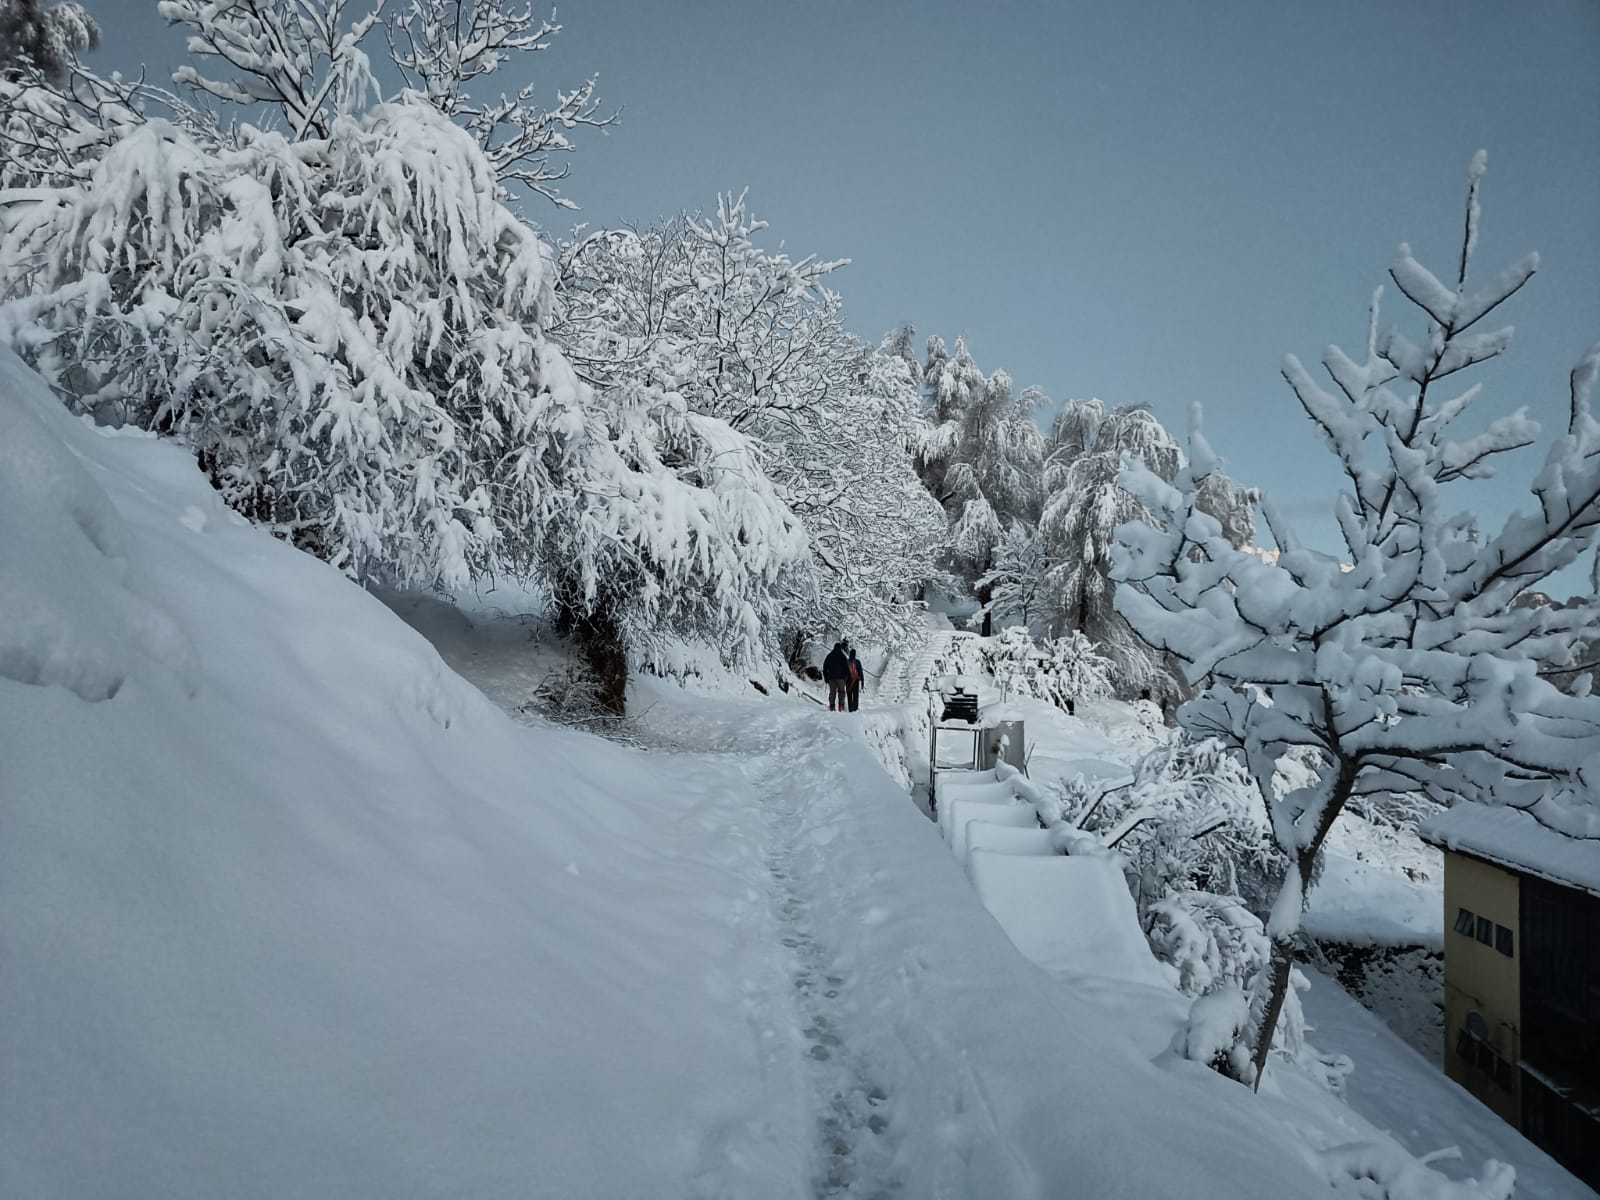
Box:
[785,628,810,675]
[1249,756,1357,1089]
[574,605,627,717]
[978,581,994,637]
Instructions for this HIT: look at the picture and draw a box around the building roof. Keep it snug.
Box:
[1420,804,1600,900]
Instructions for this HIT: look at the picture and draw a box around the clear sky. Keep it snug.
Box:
[85,0,1600,583]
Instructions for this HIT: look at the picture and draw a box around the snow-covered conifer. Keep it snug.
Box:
[1113,156,1600,1087]
[1039,405,1179,696]
[975,522,1047,629]
[1040,400,1253,699]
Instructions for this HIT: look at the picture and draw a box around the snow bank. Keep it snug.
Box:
[0,352,807,1198]
[0,356,194,701]
[968,852,1172,991]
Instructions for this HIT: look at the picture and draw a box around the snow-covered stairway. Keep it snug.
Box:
[873,612,960,706]
[931,768,1172,992]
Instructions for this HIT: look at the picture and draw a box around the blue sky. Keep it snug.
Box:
[88,0,1600,583]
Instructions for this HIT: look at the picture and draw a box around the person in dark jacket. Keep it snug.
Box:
[822,642,849,711]
[845,649,864,712]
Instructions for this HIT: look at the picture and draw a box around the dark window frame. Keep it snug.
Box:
[1454,906,1477,935]
[1476,914,1494,945]
[1495,923,1514,957]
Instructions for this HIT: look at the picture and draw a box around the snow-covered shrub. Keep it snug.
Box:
[1,102,581,590]
[985,625,1114,711]
[1153,891,1307,1084]
[1318,1142,1514,1200]
[1114,155,1600,1085]
[1123,736,1286,915]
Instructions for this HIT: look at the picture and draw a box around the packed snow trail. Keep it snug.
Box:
[611,683,1331,1199]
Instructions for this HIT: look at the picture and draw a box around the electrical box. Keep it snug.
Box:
[977,720,1026,773]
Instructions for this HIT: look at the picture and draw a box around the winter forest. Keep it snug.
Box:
[3,3,1600,1198]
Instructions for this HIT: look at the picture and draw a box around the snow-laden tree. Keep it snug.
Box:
[1113,155,1600,1088]
[537,371,811,714]
[157,0,612,204]
[788,344,943,647]
[950,496,1003,576]
[915,332,984,499]
[1,100,581,589]
[0,0,95,81]
[974,521,1047,629]
[985,625,1114,710]
[913,337,1050,631]
[1039,403,1181,696]
[1040,400,1255,701]
[385,0,616,206]
[554,196,939,656]
[943,371,1045,523]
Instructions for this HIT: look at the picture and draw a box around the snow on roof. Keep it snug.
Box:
[1420,804,1600,899]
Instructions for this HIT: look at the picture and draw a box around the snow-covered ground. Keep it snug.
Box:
[3,350,1586,1197]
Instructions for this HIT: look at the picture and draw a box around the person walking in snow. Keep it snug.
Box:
[823,642,850,711]
[845,648,864,712]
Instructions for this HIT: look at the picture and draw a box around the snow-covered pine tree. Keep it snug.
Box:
[1039,403,1181,698]
[915,333,983,501]
[1113,155,1600,1087]
[913,338,1052,631]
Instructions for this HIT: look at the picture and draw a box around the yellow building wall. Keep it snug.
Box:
[1441,850,1521,1126]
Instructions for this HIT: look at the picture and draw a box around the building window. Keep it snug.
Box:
[1495,924,1514,957]
[1476,915,1494,945]
[1454,907,1476,935]
[1457,1016,1516,1093]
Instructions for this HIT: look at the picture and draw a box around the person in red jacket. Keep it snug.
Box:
[845,649,864,712]
[822,642,849,711]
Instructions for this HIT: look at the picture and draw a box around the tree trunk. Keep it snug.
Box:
[978,581,994,637]
[575,605,628,717]
[1249,932,1299,1090]
[1249,757,1357,1089]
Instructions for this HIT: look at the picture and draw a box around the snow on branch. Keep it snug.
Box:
[1111,155,1600,1089]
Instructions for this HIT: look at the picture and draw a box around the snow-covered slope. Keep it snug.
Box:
[0,350,1555,1198]
[0,352,813,1196]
